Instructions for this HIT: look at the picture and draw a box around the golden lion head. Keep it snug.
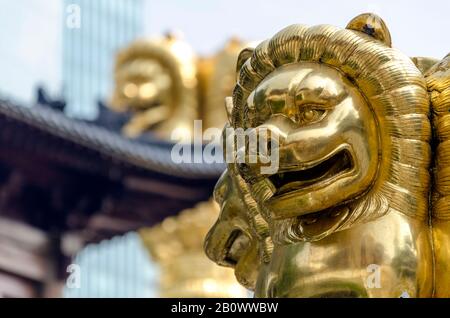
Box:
[111,34,198,138]
[204,163,273,290]
[228,14,431,244]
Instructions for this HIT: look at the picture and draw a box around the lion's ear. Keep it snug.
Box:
[224,96,234,123]
[236,47,254,74]
[346,13,392,47]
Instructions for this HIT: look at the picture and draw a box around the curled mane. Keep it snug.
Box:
[426,54,450,219]
[228,163,273,263]
[231,24,431,240]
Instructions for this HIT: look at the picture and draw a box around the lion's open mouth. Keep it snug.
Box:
[268,149,353,197]
[223,229,250,267]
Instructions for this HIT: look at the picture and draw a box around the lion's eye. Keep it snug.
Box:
[298,108,326,124]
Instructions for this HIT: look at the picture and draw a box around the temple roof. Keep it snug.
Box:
[0,98,225,238]
[0,99,224,181]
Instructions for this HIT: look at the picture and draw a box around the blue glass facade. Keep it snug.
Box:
[64,232,160,298]
[63,0,143,119]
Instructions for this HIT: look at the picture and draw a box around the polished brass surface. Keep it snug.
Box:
[427,54,450,297]
[205,164,273,290]
[256,213,432,298]
[412,57,440,74]
[204,13,450,297]
[245,62,380,235]
[139,201,247,298]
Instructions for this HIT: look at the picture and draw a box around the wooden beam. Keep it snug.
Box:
[0,272,37,298]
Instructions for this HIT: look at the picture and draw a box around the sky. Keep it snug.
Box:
[144,0,450,58]
[0,0,62,103]
[0,0,448,106]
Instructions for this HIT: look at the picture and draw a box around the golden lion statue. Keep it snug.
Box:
[204,163,273,291]
[204,13,450,297]
[111,33,199,139]
[111,35,252,139]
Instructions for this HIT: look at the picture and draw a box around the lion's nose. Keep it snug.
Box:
[204,223,222,264]
[236,122,287,181]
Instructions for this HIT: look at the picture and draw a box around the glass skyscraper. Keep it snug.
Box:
[64,232,159,298]
[62,0,144,119]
